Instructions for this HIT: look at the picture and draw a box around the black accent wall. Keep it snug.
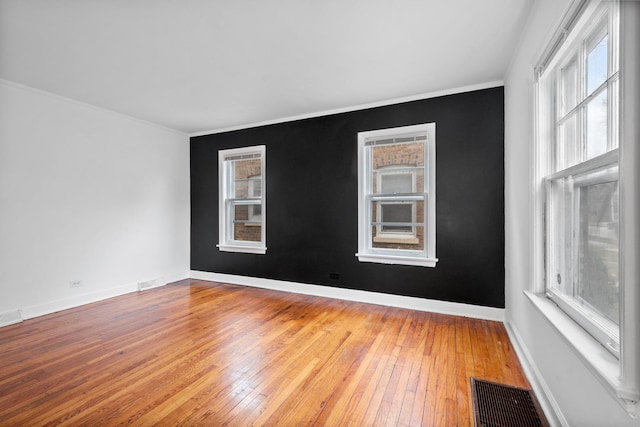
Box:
[191,87,505,308]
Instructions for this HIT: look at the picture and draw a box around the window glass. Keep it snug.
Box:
[577,180,619,324]
[557,113,578,170]
[561,57,578,114]
[586,89,608,159]
[380,173,412,194]
[381,203,413,232]
[587,34,608,95]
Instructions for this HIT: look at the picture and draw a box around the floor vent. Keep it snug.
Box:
[0,309,23,328]
[470,377,549,427]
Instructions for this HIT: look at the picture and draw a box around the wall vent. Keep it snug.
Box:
[137,277,165,291]
[0,309,23,328]
[470,377,549,427]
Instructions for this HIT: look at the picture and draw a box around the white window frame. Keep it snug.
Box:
[531,0,640,415]
[356,123,437,267]
[217,145,266,254]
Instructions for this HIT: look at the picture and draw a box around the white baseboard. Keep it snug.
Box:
[0,309,23,327]
[189,271,505,322]
[17,275,175,321]
[504,321,568,427]
[20,282,140,320]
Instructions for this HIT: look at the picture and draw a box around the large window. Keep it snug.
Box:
[535,0,640,409]
[356,123,436,267]
[540,0,620,356]
[218,146,266,254]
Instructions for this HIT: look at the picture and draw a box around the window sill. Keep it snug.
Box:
[373,236,420,244]
[217,244,266,254]
[524,291,640,417]
[356,253,437,267]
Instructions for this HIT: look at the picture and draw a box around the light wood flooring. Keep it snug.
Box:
[0,279,529,426]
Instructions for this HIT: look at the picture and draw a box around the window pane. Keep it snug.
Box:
[233,204,262,242]
[250,178,262,197]
[577,181,619,325]
[561,57,578,115]
[372,224,425,250]
[557,113,578,170]
[381,174,412,194]
[587,34,608,96]
[372,141,424,195]
[231,158,262,198]
[371,199,424,250]
[234,179,249,198]
[586,89,608,159]
[381,203,412,232]
[250,204,262,220]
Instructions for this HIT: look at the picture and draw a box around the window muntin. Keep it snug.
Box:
[357,123,436,267]
[218,146,266,253]
[539,1,620,355]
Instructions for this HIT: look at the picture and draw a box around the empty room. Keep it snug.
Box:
[0,0,638,425]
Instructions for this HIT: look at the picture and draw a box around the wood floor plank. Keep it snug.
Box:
[0,279,530,426]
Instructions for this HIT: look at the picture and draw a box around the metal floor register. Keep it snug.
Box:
[470,377,549,427]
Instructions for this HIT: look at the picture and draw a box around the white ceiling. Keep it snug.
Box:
[0,0,531,134]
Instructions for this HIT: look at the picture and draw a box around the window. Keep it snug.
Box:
[218,146,266,254]
[535,0,640,408]
[539,0,619,357]
[356,123,437,267]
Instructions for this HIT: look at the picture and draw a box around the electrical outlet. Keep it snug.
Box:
[69,280,82,288]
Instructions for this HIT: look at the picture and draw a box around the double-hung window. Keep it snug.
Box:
[541,0,620,356]
[356,123,437,267]
[535,0,640,409]
[218,146,266,254]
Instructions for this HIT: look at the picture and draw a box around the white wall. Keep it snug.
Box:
[505,0,640,425]
[0,80,190,321]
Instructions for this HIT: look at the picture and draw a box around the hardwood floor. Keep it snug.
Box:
[0,279,529,426]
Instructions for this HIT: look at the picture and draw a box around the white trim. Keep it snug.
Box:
[618,0,640,407]
[0,78,188,137]
[189,270,504,322]
[0,309,23,328]
[544,148,618,181]
[189,81,504,137]
[355,253,438,268]
[216,244,267,254]
[504,320,568,427]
